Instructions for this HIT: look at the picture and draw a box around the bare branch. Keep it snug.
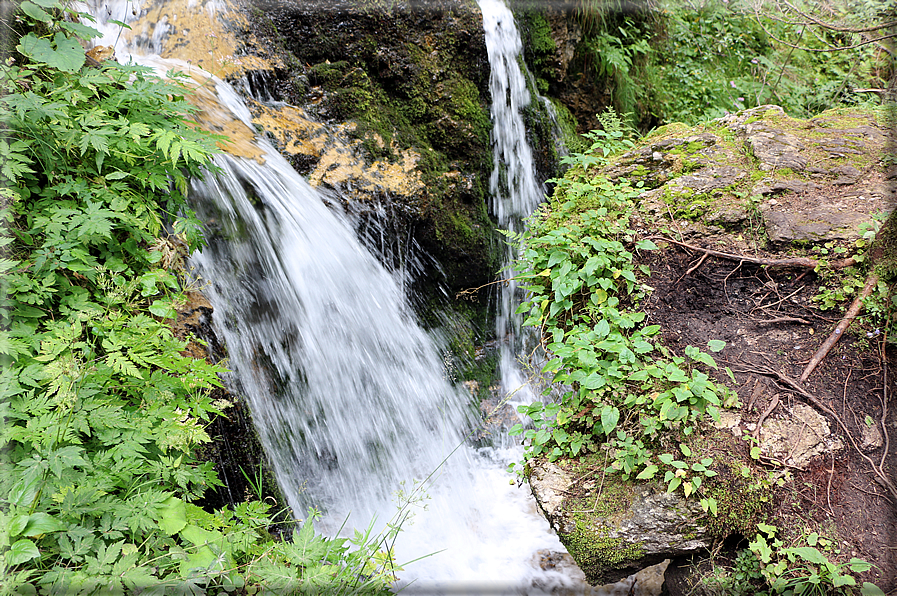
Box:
[751,4,897,53]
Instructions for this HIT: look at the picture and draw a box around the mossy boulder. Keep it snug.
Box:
[607,105,893,244]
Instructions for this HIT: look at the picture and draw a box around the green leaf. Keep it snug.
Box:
[8,477,40,507]
[18,32,86,72]
[861,582,886,596]
[635,239,658,251]
[636,464,658,480]
[833,575,856,587]
[707,339,726,352]
[601,405,620,435]
[149,300,176,319]
[157,496,188,536]
[848,558,873,573]
[788,546,827,565]
[19,1,52,23]
[290,517,330,567]
[667,477,682,493]
[8,515,29,538]
[59,20,103,41]
[679,443,692,457]
[6,539,40,565]
[21,513,64,537]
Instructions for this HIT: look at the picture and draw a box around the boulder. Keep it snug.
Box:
[530,459,708,585]
[609,105,893,247]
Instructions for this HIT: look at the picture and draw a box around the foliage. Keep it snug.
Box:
[807,214,897,344]
[508,113,735,514]
[0,2,397,594]
[570,0,891,129]
[728,524,886,596]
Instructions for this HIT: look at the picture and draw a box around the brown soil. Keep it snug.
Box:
[640,246,897,593]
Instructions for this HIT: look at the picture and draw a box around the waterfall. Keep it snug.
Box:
[479,0,548,409]
[78,0,644,593]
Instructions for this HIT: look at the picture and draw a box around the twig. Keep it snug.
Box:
[826,453,834,517]
[800,273,879,382]
[685,252,710,277]
[455,277,511,300]
[755,286,806,311]
[731,362,897,503]
[754,316,811,325]
[753,393,781,440]
[645,236,857,270]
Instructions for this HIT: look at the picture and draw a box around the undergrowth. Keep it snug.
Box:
[571,0,891,129]
[508,110,885,594]
[508,111,733,516]
[0,2,398,594]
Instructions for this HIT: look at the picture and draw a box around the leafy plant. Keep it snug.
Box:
[508,113,735,507]
[744,524,885,595]
[0,3,398,594]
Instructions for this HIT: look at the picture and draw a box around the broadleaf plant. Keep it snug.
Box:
[0,3,398,594]
[508,112,735,507]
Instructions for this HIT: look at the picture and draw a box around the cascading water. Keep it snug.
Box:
[82,0,644,593]
[479,0,548,411]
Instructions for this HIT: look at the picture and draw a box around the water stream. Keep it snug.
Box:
[83,0,638,593]
[480,0,549,418]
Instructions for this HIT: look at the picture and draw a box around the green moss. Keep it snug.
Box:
[564,521,645,573]
[549,97,586,156]
[520,11,557,94]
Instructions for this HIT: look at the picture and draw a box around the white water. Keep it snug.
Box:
[81,0,638,593]
[479,0,548,411]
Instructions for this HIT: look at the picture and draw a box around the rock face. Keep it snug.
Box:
[607,105,893,246]
[530,460,707,585]
[232,0,502,296]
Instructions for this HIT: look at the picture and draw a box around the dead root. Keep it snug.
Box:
[800,273,879,382]
[644,236,858,270]
[731,362,897,504]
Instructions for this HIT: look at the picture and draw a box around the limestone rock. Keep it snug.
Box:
[757,404,844,468]
[530,460,709,585]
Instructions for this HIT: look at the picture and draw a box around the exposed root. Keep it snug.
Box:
[732,362,897,504]
[645,235,858,270]
[799,273,879,382]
